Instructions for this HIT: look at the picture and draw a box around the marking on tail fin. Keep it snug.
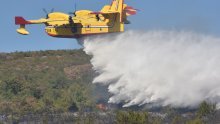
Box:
[15,16,31,25]
[115,0,119,10]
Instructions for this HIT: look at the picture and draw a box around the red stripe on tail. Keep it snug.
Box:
[125,10,137,15]
[15,16,31,25]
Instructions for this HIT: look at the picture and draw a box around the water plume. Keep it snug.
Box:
[83,30,220,108]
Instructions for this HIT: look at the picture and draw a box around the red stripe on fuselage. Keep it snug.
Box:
[47,32,118,39]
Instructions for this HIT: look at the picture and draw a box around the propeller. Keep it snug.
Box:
[69,2,77,17]
[50,8,54,13]
[42,8,54,19]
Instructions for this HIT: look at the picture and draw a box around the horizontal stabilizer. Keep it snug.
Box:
[124,6,138,16]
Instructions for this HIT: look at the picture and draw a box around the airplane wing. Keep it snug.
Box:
[90,11,118,15]
[90,6,138,16]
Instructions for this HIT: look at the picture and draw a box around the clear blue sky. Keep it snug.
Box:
[0,0,219,52]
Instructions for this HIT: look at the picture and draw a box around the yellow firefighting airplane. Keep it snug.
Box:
[15,0,137,38]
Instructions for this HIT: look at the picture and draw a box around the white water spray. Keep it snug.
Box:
[83,30,220,108]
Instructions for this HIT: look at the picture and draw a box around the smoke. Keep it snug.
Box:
[83,30,220,108]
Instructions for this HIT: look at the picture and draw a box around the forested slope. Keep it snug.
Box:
[0,50,219,124]
[0,49,95,115]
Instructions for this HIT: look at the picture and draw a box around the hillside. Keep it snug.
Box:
[0,49,219,124]
[0,49,96,115]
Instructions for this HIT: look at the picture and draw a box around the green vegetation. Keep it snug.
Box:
[197,101,216,118]
[0,50,219,123]
[186,117,203,124]
[0,50,94,116]
[116,111,149,124]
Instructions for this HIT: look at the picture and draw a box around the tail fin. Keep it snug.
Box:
[15,17,30,35]
[15,16,31,25]
[101,0,137,23]
[109,0,137,22]
[109,0,124,22]
[109,0,124,12]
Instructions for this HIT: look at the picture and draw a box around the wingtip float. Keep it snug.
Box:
[15,0,138,39]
